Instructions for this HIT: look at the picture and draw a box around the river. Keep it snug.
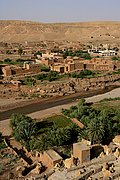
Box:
[0,86,120,121]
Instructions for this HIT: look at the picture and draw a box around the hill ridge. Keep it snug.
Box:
[0,20,120,43]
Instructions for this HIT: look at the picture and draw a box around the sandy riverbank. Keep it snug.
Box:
[0,87,120,136]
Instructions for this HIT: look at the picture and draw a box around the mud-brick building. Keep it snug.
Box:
[84,58,116,71]
[40,149,63,168]
[73,142,90,164]
[50,57,120,73]
[2,63,41,77]
[52,61,84,73]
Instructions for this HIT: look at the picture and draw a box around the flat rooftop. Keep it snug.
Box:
[73,142,90,151]
[45,149,62,161]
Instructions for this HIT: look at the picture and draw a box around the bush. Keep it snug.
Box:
[112,57,118,60]
[4,58,12,63]
[24,77,36,86]
[63,50,92,60]
[71,69,95,78]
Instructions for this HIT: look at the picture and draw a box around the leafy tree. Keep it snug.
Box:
[110,109,120,136]
[71,70,94,79]
[29,123,80,152]
[18,48,23,56]
[98,109,113,143]
[4,58,12,63]
[77,129,89,142]
[34,51,42,57]
[63,49,92,60]
[24,77,36,86]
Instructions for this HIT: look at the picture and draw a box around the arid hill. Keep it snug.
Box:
[0,20,120,44]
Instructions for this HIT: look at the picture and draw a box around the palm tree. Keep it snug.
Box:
[13,119,36,151]
[77,99,85,114]
[87,117,105,144]
[10,113,32,130]
[48,125,71,147]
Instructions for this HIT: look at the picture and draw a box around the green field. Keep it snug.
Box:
[43,114,72,128]
[36,114,72,135]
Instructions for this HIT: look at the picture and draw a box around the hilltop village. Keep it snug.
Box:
[0,39,120,180]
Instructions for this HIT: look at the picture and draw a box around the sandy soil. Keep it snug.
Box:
[0,98,26,106]
[86,87,120,103]
[0,87,120,136]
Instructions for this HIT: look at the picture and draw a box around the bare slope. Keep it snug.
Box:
[0,20,120,43]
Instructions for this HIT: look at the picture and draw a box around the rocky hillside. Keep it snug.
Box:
[0,20,120,44]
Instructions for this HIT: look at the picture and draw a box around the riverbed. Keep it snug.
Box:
[0,87,120,136]
[0,86,119,121]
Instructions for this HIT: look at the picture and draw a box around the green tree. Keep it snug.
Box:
[34,51,42,58]
[18,48,23,56]
[98,109,113,143]
[87,117,105,144]
[10,113,32,130]
[10,113,37,151]
[78,99,85,113]
[13,118,37,151]
[30,134,49,152]
[24,77,36,86]
[48,125,71,146]
[4,58,12,63]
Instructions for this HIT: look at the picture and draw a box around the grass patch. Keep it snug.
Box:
[36,115,73,134]
[92,100,120,111]
[44,115,72,128]
[100,97,120,102]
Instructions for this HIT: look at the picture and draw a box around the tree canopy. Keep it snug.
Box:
[62,99,120,145]
[10,114,37,151]
[10,99,120,152]
[18,47,23,56]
